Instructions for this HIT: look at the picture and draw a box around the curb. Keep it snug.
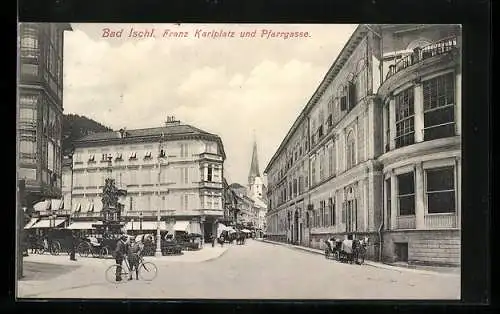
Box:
[203,247,229,263]
[258,239,459,277]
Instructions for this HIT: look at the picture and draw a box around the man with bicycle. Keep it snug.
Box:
[114,233,129,282]
[127,236,144,281]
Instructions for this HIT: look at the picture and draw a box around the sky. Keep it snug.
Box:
[63,23,357,186]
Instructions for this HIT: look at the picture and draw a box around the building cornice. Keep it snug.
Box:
[265,24,370,174]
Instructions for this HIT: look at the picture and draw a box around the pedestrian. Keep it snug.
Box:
[219,235,224,247]
[70,230,77,261]
[210,233,215,248]
[114,233,129,282]
[127,236,143,280]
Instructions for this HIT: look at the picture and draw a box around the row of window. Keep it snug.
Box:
[70,165,222,188]
[392,73,456,150]
[391,165,456,215]
[71,193,222,213]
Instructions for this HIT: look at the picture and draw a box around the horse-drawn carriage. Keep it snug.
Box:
[28,228,72,256]
[324,236,369,265]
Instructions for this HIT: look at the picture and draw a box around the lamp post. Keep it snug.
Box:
[156,133,165,257]
[131,219,134,232]
[139,211,143,231]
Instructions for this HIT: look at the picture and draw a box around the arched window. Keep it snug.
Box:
[346,130,356,169]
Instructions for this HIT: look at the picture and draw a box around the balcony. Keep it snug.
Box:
[386,36,458,81]
[396,215,416,229]
[199,152,223,162]
[424,213,458,229]
[198,181,223,189]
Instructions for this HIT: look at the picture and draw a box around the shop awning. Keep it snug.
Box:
[188,222,202,235]
[66,221,101,230]
[72,203,81,213]
[173,220,190,232]
[51,199,63,211]
[241,229,251,233]
[31,218,66,228]
[125,221,167,231]
[24,218,39,229]
[34,200,51,211]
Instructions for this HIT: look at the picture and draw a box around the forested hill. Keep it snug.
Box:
[62,114,112,155]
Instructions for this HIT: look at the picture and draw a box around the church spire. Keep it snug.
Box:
[248,131,260,183]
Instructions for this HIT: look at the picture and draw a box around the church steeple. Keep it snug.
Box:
[248,131,260,184]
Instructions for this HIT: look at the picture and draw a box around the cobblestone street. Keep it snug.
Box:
[17,239,460,299]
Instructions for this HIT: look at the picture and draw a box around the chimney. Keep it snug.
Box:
[165,116,180,126]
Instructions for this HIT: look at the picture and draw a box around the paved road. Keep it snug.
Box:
[18,239,460,299]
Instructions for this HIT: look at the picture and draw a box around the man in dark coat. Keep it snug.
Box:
[127,237,143,280]
[69,231,77,261]
[114,233,129,282]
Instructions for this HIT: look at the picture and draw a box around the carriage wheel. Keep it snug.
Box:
[78,243,91,257]
[100,247,109,258]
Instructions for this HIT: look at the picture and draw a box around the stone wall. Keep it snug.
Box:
[382,229,460,266]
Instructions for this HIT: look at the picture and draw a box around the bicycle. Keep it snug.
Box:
[105,254,158,284]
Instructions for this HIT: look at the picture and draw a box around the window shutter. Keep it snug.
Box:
[348,81,357,110]
[340,95,347,111]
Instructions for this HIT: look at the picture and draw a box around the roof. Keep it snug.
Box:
[229,183,246,189]
[73,123,226,159]
[264,24,369,174]
[248,140,260,179]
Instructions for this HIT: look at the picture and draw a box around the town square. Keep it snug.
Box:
[17,23,462,299]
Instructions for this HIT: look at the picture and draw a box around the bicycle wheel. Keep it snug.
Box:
[105,265,129,284]
[138,262,158,281]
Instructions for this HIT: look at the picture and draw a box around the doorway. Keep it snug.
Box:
[394,242,409,262]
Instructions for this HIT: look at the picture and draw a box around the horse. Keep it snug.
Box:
[236,232,246,245]
[338,236,369,264]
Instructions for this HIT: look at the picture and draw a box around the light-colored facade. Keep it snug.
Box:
[265,24,461,266]
[62,118,226,240]
[377,25,461,265]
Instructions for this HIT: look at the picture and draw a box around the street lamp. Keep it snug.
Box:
[156,133,165,257]
[139,211,143,231]
[131,218,134,232]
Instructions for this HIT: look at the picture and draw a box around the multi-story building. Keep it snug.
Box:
[376,24,461,265]
[18,23,72,209]
[62,117,226,241]
[265,24,461,266]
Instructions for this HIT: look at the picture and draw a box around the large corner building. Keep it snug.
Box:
[62,118,226,241]
[265,24,461,266]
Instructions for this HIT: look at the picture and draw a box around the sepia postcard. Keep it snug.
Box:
[16,23,462,300]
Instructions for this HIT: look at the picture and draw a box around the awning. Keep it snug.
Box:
[51,199,63,211]
[125,221,167,231]
[34,200,51,211]
[241,229,251,233]
[188,222,202,235]
[72,203,81,213]
[31,218,66,228]
[66,221,102,230]
[173,220,190,232]
[24,218,39,229]
[94,201,103,212]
